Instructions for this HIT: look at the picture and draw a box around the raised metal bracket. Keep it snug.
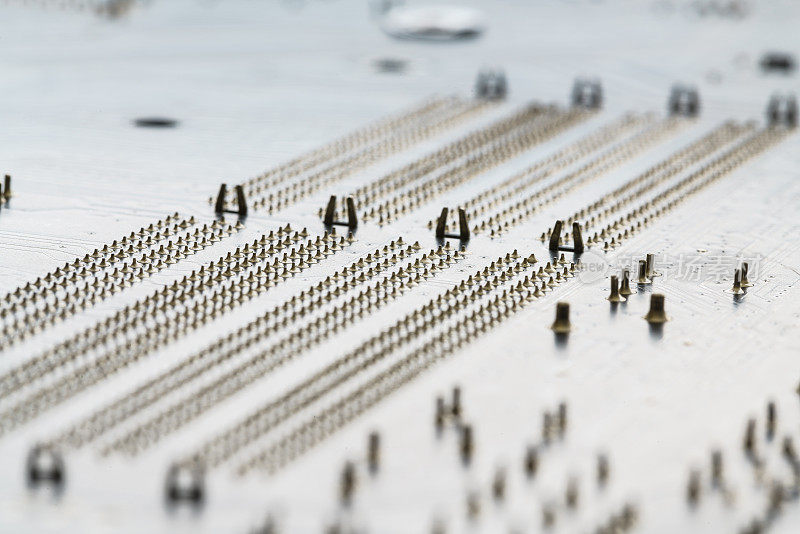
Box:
[435,207,470,241]
[548,220,584,254]
[323,195,358,229]
[766,94,797,128]
[214,183,248,218]
[27,444,65,487]
[668,85,700,117]
[476,69,507,101]
[572,78,603,110]
[165,463,205,504]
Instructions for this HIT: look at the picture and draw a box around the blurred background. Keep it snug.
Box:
[0,0,794,217]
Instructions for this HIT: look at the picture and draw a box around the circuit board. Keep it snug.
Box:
[0,1,799,533]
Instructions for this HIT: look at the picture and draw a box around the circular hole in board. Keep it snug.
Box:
[133,117,179,128]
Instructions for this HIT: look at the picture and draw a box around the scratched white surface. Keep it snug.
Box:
[0,0,798,533]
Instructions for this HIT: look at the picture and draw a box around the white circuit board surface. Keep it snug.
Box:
[0,1,798,533]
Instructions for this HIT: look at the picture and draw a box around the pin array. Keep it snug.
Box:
[52,239,431,449]
[224,97,490,215]
[0,227,347,436]
[437,113,646,235]
[231,253,588,476]
[0,213,216,349]
[99,244,463,456]
[357,105,590,225]
[350,104,557,220]
[592,125,787,251]
[178,254,540,470]
[482,115,684,237]
[544,120,750,248]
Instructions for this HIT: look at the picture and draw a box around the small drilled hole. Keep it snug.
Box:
[134,117,178,128]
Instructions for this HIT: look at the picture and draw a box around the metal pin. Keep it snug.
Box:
[741,262,752,287]
[557,402,568,438]
[782,437,798,468]
[492,467,506,501]
[597,454,609,487]
[766,401,776,440]
[645,253,658,278]
[744,418,757,456]
[542,504,556,529]
[565,478,579,509]
[452,386,462,419]
[711,450,723,486]
[687,470,701,505]
[466,491,480,520]
[435,396,446,433]
[607,275,625,302]
[368,432,380,473]
[619,269,634,296]
[644,294,668,324]
[340,461,356,505]
[542,412,553,445]
[636,260,650,284]
[524,446,539,478]
[460,424,473,464]
[551,302,571,334]
[731,269,744,295]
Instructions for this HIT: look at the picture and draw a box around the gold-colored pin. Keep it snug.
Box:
[619,269,634,296]
[551,302,571,334]
[636,260,650,284]
[644,294,668,324]
[731,269,744,295]
[607,276,625,303]
[645,253,659,278]
[741,262,752,287]
[687,470,701,505]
